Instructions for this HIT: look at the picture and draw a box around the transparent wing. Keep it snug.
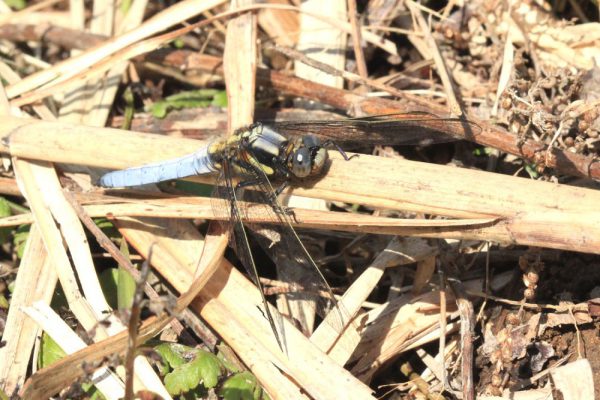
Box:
[209,151,350,348]
[211,160,288,351]
[266,112,482,146]
[237,154,351,339]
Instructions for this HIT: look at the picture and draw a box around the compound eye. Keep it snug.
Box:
[292,147,312,178]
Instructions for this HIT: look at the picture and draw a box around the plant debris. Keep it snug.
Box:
[0,1,598,399]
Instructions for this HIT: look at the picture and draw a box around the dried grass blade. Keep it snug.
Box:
[19,218,226,398]
[22,302,125,399]
[115,216,375,399]
[311,237,437,362]
[6,0,228,99]
[0,227,57,395]
[4,117,600,253]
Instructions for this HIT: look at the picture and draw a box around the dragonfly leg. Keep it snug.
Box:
[274,181,288,197]
[268,182,297,218]
[235,177,295,219]
[275,179,299,218]
[235,178,261,190]
[269,190,296,219]
[322,140,358,161]
[272,162,293,178]
[283,206,298,223]
[234,122,261,137]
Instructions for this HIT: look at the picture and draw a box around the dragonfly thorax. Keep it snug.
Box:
[245,124,328,179]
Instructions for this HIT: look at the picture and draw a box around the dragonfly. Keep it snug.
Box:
[99,112,481,350]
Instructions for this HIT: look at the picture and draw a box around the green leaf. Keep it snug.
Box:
[148,90,227,118]
[164,349,224,395]
[524,163,540,179]
[0,198,11,217]
[0,197,12,244]
[166,90,220,102]
[117,240,136,309]
[194,352,223,389]
[211,90,228,108]
[219,371,266,400]
[99,268,119,309]
[173,38,185,49]
[98,242,136,309]
[13,224,31,259]
[119,0,132,14]
[121,87,135,130]
[216,344,241,373]
[150,102,168,118]
[117,266,136,309]
[472,147,493,156]
[82,381,106,400]
[49,284,68,310]
[155,342,187,374]
[94,218,120,241]
[38,332,66,368]
[5,0,26,10]
[0,295,8,309]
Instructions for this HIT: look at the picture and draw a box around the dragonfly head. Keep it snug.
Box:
[290,135,328,178]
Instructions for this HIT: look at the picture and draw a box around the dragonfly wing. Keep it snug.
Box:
[239,154,352,338]
[212,160,288,351]
[98,146,216,188]
[268,113,481,146]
